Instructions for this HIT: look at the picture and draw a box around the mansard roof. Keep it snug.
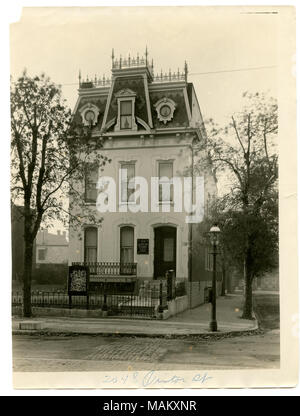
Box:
[73,51,204,136]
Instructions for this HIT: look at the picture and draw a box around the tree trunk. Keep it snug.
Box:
[23,238,33,317]
[22,201,34,318]
[242,252,253,319]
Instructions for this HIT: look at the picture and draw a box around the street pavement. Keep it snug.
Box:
[12,293,280,373]
[12,329,279,372]
[12,294,257,337]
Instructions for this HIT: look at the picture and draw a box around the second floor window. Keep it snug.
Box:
[159,161,173,202]
[120,163,135,203]
[120,101,132,130]
[85,166,98,203]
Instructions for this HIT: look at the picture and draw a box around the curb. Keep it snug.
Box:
[12,323,260,339]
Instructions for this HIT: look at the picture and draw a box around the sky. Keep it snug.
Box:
[9,6,279,232]
[10,6,278,125]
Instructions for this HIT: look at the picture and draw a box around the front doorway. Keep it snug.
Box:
[154,226,176,279]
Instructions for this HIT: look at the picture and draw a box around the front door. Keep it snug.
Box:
[154,226,176,279]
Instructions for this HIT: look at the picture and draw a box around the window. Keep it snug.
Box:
[120,101,132,130]
[84,227,97,263]
[85,166,98,203]
[38,248,46,261]
[114,90,137,132]
[120,226,134,264]
[158,161,173,202]
[120,163,135,203]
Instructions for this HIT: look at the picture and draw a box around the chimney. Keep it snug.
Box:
[63,231,67,239]
[57,230,61,236]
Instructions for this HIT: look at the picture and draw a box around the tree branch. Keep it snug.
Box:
[232,116,246,154]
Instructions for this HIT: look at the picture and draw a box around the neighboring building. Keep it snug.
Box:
[34,229,69,286]
[69,50,220,307]
[36,230,68,265]
[11,204,36,283]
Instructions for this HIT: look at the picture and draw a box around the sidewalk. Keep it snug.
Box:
[12,294,258,337]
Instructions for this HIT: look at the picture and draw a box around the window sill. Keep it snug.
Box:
[158,201,174,206]
[119,201,138,206]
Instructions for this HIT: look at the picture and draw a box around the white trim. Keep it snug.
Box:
[103,117,116,132]
[183,86,192,125]
[143,73,153,128]
[72,96,82,116]
[112,68,152,80]
[101,78,116,131]
[115,88,136,98]
[149,82,186,91]
[136,117,151,131]
[78,87,110,97]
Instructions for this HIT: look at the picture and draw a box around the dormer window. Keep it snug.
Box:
[120,101,133,129]
[114,89,138,132]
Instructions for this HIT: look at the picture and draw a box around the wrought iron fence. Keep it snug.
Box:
[12,291,103,309]
[12,284,165,318]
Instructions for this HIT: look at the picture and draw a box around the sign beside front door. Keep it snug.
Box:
[137,238,149,254]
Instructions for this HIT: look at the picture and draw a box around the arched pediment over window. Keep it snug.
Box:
[115,88,136,98]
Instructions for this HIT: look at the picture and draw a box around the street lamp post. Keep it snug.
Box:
[209,225,221,332]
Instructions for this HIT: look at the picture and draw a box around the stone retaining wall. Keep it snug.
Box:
[167,295,189,317]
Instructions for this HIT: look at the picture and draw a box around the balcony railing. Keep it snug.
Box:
[72,262,137,276]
